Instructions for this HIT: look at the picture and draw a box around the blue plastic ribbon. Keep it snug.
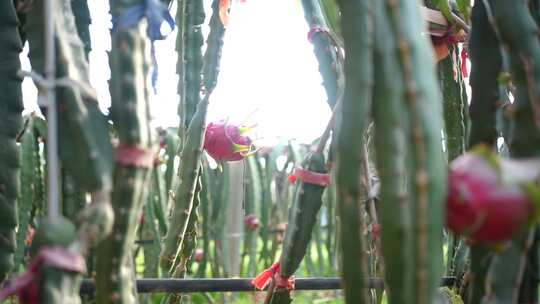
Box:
[112,0,175,92]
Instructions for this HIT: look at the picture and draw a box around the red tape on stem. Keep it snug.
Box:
[251,263,295,291]
[115,144,155,168]
[0,247,86,302]
[289,167,331,187]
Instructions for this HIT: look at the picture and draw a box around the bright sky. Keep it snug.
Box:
[20,0,331,146]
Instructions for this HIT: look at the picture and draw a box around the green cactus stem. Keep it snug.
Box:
[210,163,229,277]
[203,0,226,94]
[25,0,113,196]
[179,0,205,132]
[480,1,540,302]
[142,185,161,279]
[334,0,373,302]
[482,230,536,303]
[71,0,92,60]
[196,160,213,278]
[463,245,492,303]
[438,46,467,161]
[373,3,411,302]
[15,116,39,270]
[437,43,467,287]
[95,0,154,302]
[30,217,84,304]
[384,0,447,302]
[160,95,209,273]
[243,156,262,277]
[486,0,540,157]
[467,0,502,148]
[300,0,341,108]
[164,129,179,196]
[172,171,202,278]
[24,0,114,260]
[266,153,328,304]
[0,0,23,283]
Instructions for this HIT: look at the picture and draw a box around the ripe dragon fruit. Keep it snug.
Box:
[203,120,255,163]
[244,214,260,230]
[446,146,540,244]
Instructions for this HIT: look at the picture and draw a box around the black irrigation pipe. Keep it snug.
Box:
[80,277,456,294]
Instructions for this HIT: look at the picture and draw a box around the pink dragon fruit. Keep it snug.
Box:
[446,146,538,244]
[203,120,255,163]
[194,249,204,263]
[244,214,260,230]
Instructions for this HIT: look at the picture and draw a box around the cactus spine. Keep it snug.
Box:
[0,0,24,284]
[95,0,154,302]
[334,0,372,303]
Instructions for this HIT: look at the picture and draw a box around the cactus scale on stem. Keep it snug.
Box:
[0,0,24,285]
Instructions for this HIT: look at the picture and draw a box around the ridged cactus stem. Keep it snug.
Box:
[484,2,540,302]
[25,0,113,195]
[373,4,412,302]
[244,156,262,277]
[334,0,372,302]
[71,0,92,60]
[487,0,540,157]
[160,96,209,273]
[179,0,205,132]
[385,0,447,302]
[203,0,226,94]
[266,153,328,304]
[439,45,467,161]
[165,171,202,304]
[95,0,154,302]
[172,170,202,277]
[15,117,39,270]
[0,0,24,284]
[196,162,213,278]
[468,0,502,148]
[25,0,114,260]
[142,186,161,279]
[462,2,502,302]
[300,0,341,108]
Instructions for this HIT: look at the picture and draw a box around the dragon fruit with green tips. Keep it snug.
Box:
[203,120,255,162]
[446,145,540,244]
